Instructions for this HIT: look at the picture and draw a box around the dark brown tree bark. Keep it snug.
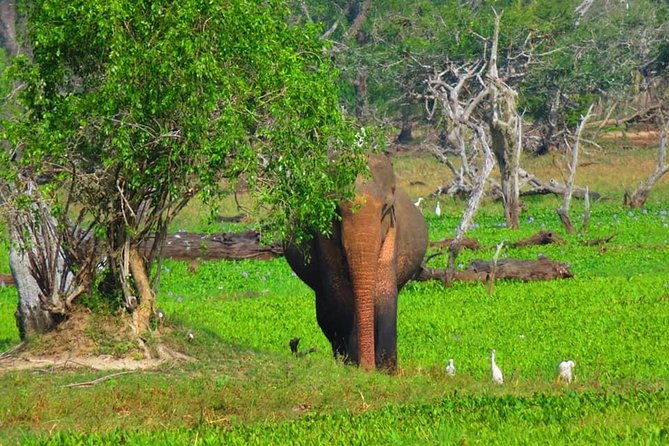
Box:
[353,68,369,123]
[509,231,565,248]
[396,111,413,144]
[345,0,372,41]
[0,0,17,56]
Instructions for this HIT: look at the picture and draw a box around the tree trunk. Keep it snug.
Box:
[345,0,372,42]
[487,12,521,229]
[10,242,64,339]
[490,123,522,228]
[128,247,155,334]
[7,180,74,340]
[0,0,17,57]
[396,112,413,144]
[353,68,369,124]
[625,116,669,208]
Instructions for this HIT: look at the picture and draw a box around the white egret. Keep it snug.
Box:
[445,358,456,377]
[435,201,442,217]
[490,349,504,384]
[414,197,424,207]
[557,360,575,384]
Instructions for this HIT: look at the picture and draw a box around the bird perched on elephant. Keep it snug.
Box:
[285,153,428,371]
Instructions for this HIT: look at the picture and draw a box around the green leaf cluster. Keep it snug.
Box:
[4,0,366,246]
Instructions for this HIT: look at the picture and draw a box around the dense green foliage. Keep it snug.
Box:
[293,0,669,129]
[3,0,366,244]
[1,191,668,443]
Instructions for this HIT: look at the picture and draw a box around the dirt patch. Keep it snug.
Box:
[0,351,167,372]
[0,307,192,373]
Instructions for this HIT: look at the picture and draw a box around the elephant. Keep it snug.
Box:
[285,153,428,371]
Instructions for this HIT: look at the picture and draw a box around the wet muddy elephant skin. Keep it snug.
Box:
[285,154,428,371]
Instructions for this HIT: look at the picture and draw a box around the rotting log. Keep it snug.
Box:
[509,230,565,248]
[580,233,616,246]
[429,237,482,250]
[515,169,601,201]
[143,230,284,261]
[417,256,573,283]
[3,230,283,289]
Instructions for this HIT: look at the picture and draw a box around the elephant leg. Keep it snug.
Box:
[374,225,398,371]
[315,292,353,361]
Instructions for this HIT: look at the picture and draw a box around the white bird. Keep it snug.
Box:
[490,349,504,384]
[435,201,442,217]
[414,197,424,207]
[445,358,456,377]
[187,330,195,342]
[557,360,576,384]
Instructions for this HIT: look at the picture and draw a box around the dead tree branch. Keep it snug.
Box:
[557,104,594,232]
[446,124,495,284]
[625,111,669,208]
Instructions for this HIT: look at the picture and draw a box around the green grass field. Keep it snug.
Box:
[1,149,668,444]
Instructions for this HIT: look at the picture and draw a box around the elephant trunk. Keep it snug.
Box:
[341,196,382,371]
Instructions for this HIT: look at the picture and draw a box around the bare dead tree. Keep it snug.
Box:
[581,186,591,232]
[421,59,491,197]
[557,104,594,232]
[421,11,526,228]
[625,111,669,208]
[445,125,496,284]
[486,11,523,228]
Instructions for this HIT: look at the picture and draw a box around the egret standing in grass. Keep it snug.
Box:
[557,360,575,384]
[445,358,456,376]
[414,196,424,207]
[435,201,442,217]
[490,349,504,384]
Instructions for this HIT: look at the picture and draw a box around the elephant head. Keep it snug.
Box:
[285,153,428,371]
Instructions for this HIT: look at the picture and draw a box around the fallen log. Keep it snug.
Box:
[516,169,600,201]
[429,237,482,250]
[417,256,573,283]
[143,230,283,261]
[580,233,616,246]
[509,230,564,248]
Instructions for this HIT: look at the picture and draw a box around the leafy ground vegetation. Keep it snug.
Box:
[1,149,668,444]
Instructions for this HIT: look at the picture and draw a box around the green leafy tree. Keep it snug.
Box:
[2,0,366,336]
[521,0,669,150]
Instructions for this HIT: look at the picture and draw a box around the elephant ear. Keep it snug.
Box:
[367,154,396,217]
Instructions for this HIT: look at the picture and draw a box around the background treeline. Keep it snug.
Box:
[288,0,668,149]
